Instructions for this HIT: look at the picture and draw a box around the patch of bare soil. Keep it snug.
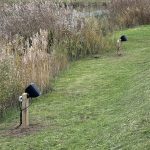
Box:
[1,123,44,137]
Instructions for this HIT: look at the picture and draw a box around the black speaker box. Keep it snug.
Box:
[120,35,128,42]
[25,83,41,98]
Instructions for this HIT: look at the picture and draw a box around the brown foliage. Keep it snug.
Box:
[0,0,113,117]
[109,0,150,28]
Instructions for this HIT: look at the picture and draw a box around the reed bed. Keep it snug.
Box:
[0,0,113,117]
[0,29,69,117]
[109,0,150,28]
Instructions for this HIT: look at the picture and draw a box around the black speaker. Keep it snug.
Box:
[120,35,128,42]
[25,83,41,98]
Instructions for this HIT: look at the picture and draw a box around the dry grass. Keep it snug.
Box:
[0,0,113,117]
[109,0,150,28]
[0,29,69,117]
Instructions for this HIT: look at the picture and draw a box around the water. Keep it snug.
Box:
[62,8,109,31]
[78,9,109,17]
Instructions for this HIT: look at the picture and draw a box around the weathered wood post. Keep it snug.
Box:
[116,35,128,56]
[21,93,29,128]
[116,39,122,56]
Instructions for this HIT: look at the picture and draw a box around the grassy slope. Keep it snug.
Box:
[0,26,150,149]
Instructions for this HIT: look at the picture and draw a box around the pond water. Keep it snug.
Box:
[64,8,109,30]
[77,9,109,17]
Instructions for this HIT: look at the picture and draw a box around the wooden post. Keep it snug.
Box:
[116,39,122,56]
[21,93,29,128]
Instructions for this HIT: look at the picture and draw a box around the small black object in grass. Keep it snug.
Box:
[93,55,100,59]
[93,54,100,58]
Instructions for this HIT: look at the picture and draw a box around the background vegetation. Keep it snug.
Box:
[0,0,109,3]
[109,0,150,28]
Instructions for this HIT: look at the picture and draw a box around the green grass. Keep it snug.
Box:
[0,25,150,149]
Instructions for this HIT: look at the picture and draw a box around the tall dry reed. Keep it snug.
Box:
[109,0,150,28]
[0,0,113,117]
[0,29,69,117]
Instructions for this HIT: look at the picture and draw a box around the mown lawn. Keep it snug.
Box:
[0,26,150,149]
